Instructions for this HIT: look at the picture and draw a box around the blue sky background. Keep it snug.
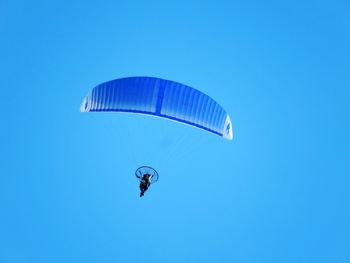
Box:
[1,0,349,262]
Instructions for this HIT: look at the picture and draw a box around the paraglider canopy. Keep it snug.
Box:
[80,76,233,140]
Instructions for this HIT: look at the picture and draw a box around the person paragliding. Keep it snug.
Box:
[139,173,151,197]
[135,166,159,197]
[80,76,233,197]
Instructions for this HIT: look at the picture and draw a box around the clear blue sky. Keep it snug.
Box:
[1,0,349,262]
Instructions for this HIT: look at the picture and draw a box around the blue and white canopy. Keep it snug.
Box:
[80,77,233,140]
